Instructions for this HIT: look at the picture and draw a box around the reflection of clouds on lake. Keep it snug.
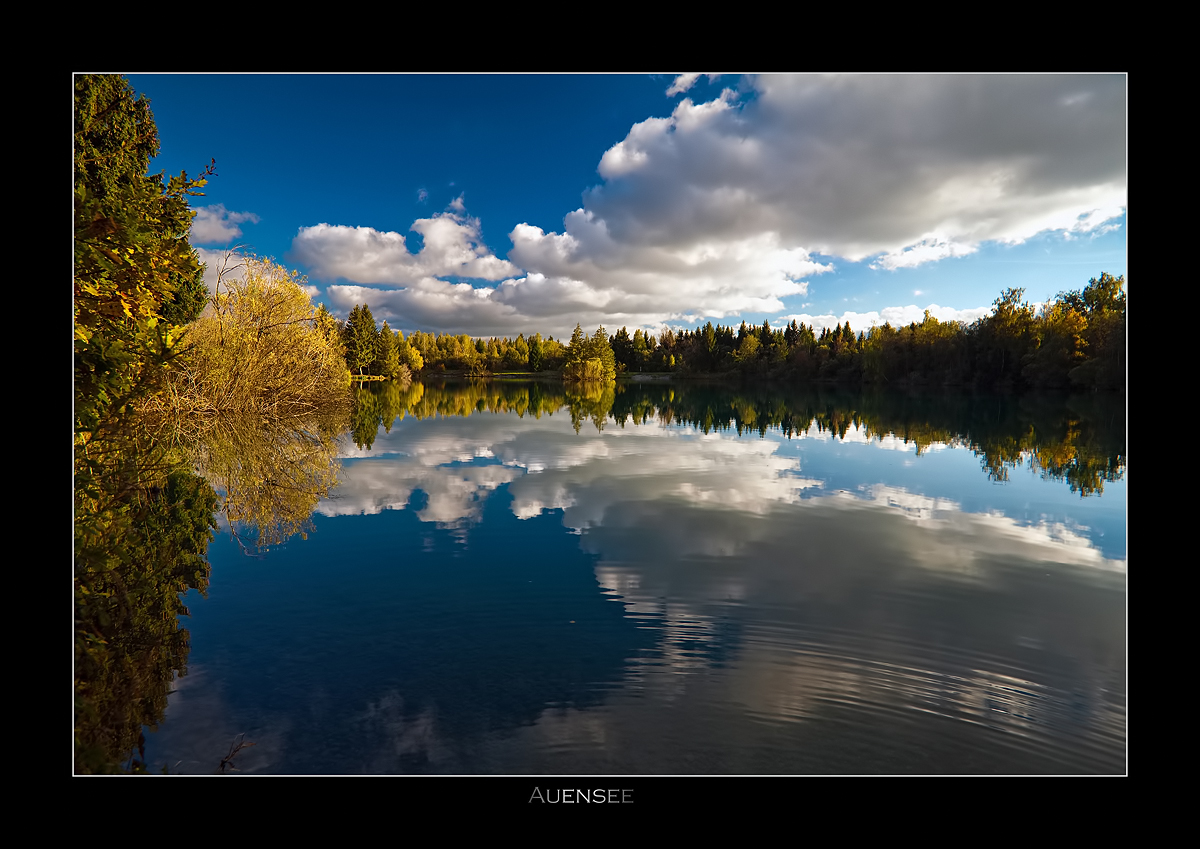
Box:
[471,628,1123,773]
[508,427,823,528]
[564,480,1126,771]
[324,413,559,526]
[322,412,827,530]
[795,420,953,453]
[355,690,452,773]
[320,409,1121,575]
[319,456,520,527]
[180,402,1123,774]
[850,485,1123,573]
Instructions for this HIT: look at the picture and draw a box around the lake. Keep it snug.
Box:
[143,380,1126,774]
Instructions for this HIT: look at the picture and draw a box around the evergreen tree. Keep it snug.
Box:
[529,332,544,372]
[563,324,616,381]
[343,304,379,376]
[377,321,404,379]
[611,326,634,373]
[592,326,617,378]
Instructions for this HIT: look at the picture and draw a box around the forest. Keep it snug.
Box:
[338,281,1125,392]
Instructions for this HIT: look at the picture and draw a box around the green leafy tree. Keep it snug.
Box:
[631,329,652,372]
[973,288,1037,386]
[396,330,424,374]
[734,333,761,365]
[510,333,530,370]
[1071,272,1126,390]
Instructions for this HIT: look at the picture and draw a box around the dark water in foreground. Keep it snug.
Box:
[145,382,1125,774]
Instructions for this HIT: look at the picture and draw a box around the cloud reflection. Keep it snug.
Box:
[321,409,1122,576]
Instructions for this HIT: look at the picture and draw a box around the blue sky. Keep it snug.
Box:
[128,73,1127,340]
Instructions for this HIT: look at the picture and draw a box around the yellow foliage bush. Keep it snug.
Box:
[169,256,350,418]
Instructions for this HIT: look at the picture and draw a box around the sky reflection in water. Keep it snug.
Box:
[148,384,1125,774]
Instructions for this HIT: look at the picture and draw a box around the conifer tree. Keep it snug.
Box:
[343,304,379,376]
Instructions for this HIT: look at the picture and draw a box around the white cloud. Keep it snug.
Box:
[324,280,522,337]
[870,234,979,271]
[190,204,260,245]
[665,73,722,97]
[290,211,519,287]
[666,73,702,96]
[293,75,1124,335]
[318,215,832,337]
[583,75,1125,266]
[505,75,1121,333]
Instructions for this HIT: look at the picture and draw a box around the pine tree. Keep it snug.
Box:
[343,304,379,376]
[377,321,402,379]
[529,332,544,372]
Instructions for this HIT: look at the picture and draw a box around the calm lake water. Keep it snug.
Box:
[144,381,1126,774]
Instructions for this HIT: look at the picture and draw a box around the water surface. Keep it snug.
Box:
[146,381,1125,774]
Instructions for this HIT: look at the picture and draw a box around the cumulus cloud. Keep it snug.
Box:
[293,75,1124,336]
[585,75,1125,262]
[510,75,1121,333]
[190,204,260,245]
[300,200,831,336]
[291,211,518,288]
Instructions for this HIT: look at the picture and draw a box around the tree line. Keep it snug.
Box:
[608,278,1124,390]
[342,277,1124,391]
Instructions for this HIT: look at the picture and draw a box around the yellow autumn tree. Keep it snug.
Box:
[166,254,351,421]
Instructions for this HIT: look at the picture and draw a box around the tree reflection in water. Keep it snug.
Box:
[79,380,1121,772]
[351,380,1125,497]
[193,407,349,552]
[74,403,349,772]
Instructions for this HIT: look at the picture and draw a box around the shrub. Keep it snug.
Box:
[170,256,351,418]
